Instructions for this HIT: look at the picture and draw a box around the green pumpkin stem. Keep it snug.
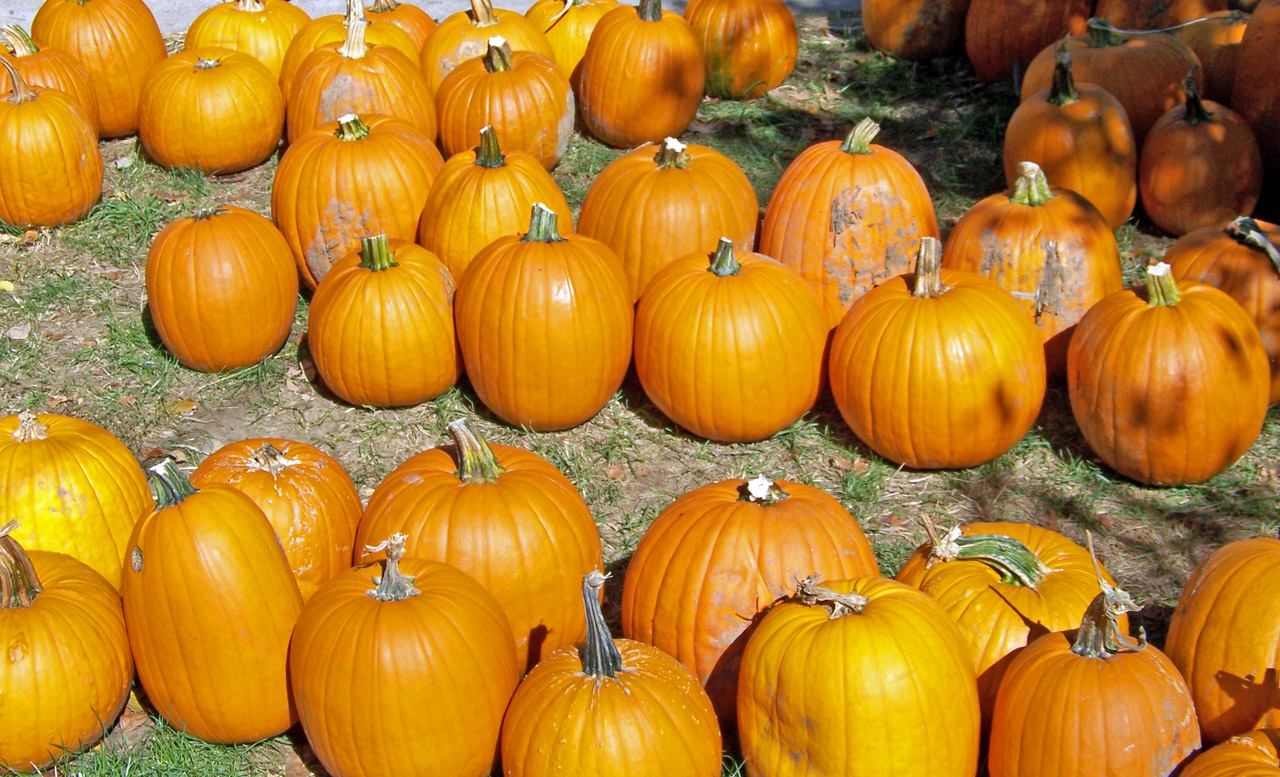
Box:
[654,137,690,168]
[1181,69,1212,125]
[921,516,1051,591]
[147,459,198,509]
[839,117,880,154]
[359,235,398,271]
[0,56,36,105]
[738,474,789,505]
[192,206,227,221]
[335,113,371,142]
[12,410,48,442]
[475,125,505,168]
[1145,262,1182,307]
[484,36,513,72]
[447,418,507,484]
[1010,162,1055,206]
[1070,531,1146,658]
[1085,18,1127,47]
[1048,43,1079,107]
[637,0,663,22]
[708,238,741,277]
[0,521,42,609]
[911,237,948,299]
[338,11,370,59]
[797,574,868,618]
[523,203,565,243]
[1227,216,1280,276]
[0,25,40,57]
[581,571,624,678]
[370,0,400,11]
[365,533,422,602]
[249,442,301,477]
[470,0,499,26]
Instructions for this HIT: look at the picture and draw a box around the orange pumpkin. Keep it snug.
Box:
[964,0,1090,83]
[621,475,879,722]
[272,113,444,288]
[308,235,459,408]
[353,418,603,672]
[278,0,420,99]
[421,0,555,97]
[122,460,302,744]
[184,0,312,80]
[0,23,100,136]
[759,117,941,328]
[1231,2,1280,174]
[576,0,705,147]
[190,439,363,603]
[30,0,165,138]
[0,523,133,773]
[1178,10,1250,104]
[577,137,758,300]
[1095,0,1227,29]
[138,48,285,174]
[1181,730,1280,777]
[454,203,632,431]
[366,0,437,51]
[0,411,151,591]
[524,0,621,81]
[146,206,297,371]
[862,0,969,60]
[683,0,797,99]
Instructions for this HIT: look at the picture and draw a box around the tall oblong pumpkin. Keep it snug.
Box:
[683,0,796,99]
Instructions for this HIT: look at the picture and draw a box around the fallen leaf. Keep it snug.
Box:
[41,329,66,341]
[1044,511,1061,533]
[99,690,152,752]
[118,394,137,406]
[284,743,322,777]
[20,229,39,246]
[141,446,187,462]
[1095,512,1115,532]
[6,324,30,341]
[606,463,626,480]
[46,394,76,409]
[163,398,198,416]
[833,456,871,473]
[633,465,651,478]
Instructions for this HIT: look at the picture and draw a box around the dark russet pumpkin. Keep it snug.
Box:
[621,475,879,723]
[683,0,796,99]
[862,0,969,60]
[964,0,1090,83]
[0,522,133,773]
[1095,0,1228,29]
[421,0,555,97]
[1181,730,1280,777]
[1231,2,1280,174]
[1178,10,1250,104]
[366,0,436,51]
[0,23,100,136]
[278,0,419,99]
[524,0,621,80]
[1067,262,1270,485]
[184,0,312,80]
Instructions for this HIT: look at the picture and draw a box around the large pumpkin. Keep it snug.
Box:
[862,0,969,60]
[964,0,1090,83]
[523,0,621,81]
[683,0,796,99]
[0,23,100,136]
[278,0,419,99]
[1231,2,1280,173]
[1178,10,1249,104]
[0,411,150,591]
[353,418,603,673]
[0,523,133,773]
[420,0,555,97]
[1181,729,1280,776]
[621,475,879,722]
[184,0,312,80]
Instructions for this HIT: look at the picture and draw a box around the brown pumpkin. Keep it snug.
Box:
[1096,0,1228,29]
[420,0,555,97]
[683,0,797,99]
[524,0,621,81]
[278,0,420,99]
[184,0,312,80]
[862,0,970,60]
[366,0,437,51]
[964,0,1090,83]
[0,23,100,136]
[1181,730,1280,777]
[1231,2,1280,173]
[759,117,941,328]
[1178,10,1250,104]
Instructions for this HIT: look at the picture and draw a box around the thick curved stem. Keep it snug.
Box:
[653,137,690,168]
[796,575,868,618]
[11,410,48,442]
[921,516,1051,591]
[708,238,741,277]
[911,237,947,299]
[1227,217,1280,276]
[470,0,498,25]
[1181,68,1212,125]
[1071,531,1146,658]
[0,56,36,105]
[0,521,42,609]
[364,533,421,601]
[522,202,565,243]
[580,571,623,677]
[0,25,40,56]
[484,36,513,72]
[338,12,369,59]
[447,418,506,483]
[1048,42,1079,107]
[147,459,198,509]
[637,0,663,21]
[1145,262,1182,308]
[359,235,397,272]
[738,475,789,505]
[1010,162,1055,207]
[839,117,879,154]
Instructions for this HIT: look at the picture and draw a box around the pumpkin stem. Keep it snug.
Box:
[359,234,398,272]
[708,238,741,277]
[1145,262,1182,308]
[469,0,499,26]
[796,574,868,618]
[12,410,48,442]
[1010,162,1055,207]
[0,55,37,105]
[920,516,1051,590]
[0,25,40,57]
[147,458,199,509]
[522,202,565,243]
[447,418,507,483]
[338,11,370,59]
[195,57,222,70]
[580,570,624,679]
[475,125,506,168]
[1085,18,1128,47]
[369,0,400,11]
[1181,68,1212,125]
[235,0,268,12]
[1047,42,1079,106]
[192,206,227,221]
[1070,531,1146,658]
[738,474,789,505]
[484,36,513,73]
[364,533,421,602]
[910,237,948,299]
[637,0,663,21]
[542,0,576,30]
[654,137,690,168]
[1227,217,1280,276]
[248,442,301,477]
[335,113,371,142]
[839,117,879,154]
[0,521,42,609]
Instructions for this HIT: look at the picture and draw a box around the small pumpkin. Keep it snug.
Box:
[420,0,555,97]
[366,0,436,51]
[184,0,312,80]
[1181,729,1280,776]
[523,0,621,81]
[0,23,100,136]
[278,0,419,99]
[683,0,797,99]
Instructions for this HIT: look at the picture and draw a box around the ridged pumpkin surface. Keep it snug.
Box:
[1181,729,1280,776]
[1095,0,1228,29]
[0,25,100,136]
[862,0,969,60]
[524,0,621,80]
[184,0,312,80]
[421,0,554,97]
[964,0,1090,83]
[278,8,419,99]
[366,0,436,51]
[1231,3,1280,173]
[1177,10,1249,104]
[683,0,797,99]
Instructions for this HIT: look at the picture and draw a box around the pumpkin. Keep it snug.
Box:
[290,534,519,777]
[454,203,631,430]
[1181,729,1280,776]
[138,48,285,174]
[435,37,574,169]
[286,13,435,143]
[146,206,298,371]
[524,0,621,81]
[190,438,363,603]
[1166,217,1280,403]
[307,234,459,408]
[1178,10,1250,104]
[1231,2,1280,173]
[683,0,797,99]
[621,475,879,722]
[829,237,1047,469]
[576,0,705,147]
[633,238,827,442]
[0,23,100,136]
[964,0,1090,83]
[1003,43,1137,230]
[272,112,444,289]
[1139,69,1263,236]
[862,0,969,60]
[988,537,1201,777]
[1020,20,1204,143]
[501,572,723,777]
[278,0,420,99]
[184,0,311,80]
[0,522,133,773]
[1096,0,1228,29]
[418,126,572,281]
[366,0,437,51]
[942,160,1123,378]
[0,57,102,228]
[420,0,555,97]
[577,137,758,300]
[1164,536,1280,744]
[738,575,981,777]
[759,117,941,328]
[1067,262,1270,485]
[896,520,1129,731]
[122,460,302,744]
[29,0,165,138]
[0,411,150,591]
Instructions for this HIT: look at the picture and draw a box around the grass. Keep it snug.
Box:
[1,9,1278,777]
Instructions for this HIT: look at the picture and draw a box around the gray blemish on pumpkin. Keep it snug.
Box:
[305,199,377,284]
[131,546,144,572]
[553,91,576,166]
[317,75,379,126]
[826,183,920,308]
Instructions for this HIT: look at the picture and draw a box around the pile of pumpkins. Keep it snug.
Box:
[1,407,1279,777]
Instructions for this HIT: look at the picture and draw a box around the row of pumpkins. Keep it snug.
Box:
[1,408,1278,776]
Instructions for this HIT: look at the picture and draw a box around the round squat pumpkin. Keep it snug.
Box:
[1181,729,1280,776]
[420,0,554,97]
[0,23,101,136]
[183,0,312,81]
